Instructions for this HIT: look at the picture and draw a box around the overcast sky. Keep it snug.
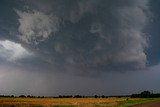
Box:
[0,0,160,96]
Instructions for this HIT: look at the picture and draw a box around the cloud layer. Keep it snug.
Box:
[32,0,150,73]
[12,0,151,75]
[1,0,160,96]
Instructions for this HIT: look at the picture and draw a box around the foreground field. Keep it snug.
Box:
[0,97,159,107]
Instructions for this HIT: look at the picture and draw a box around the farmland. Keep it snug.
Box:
[0,97,159,107]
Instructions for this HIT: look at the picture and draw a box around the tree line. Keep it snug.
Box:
[131,91,160,98]
[0,91,160,98]
[0,94,120,98]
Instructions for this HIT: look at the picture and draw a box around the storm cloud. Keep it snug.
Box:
[16,10,60,44]
[0,40,32,62]
[14,0,151,74]
[1,0,160,96]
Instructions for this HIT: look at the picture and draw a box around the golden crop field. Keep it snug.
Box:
[0,97,159,107]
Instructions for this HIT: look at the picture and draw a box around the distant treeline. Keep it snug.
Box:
[0,95,128,98]
[0,95,109,98]
[0,95,41,98]
[0,91,160,98]
[131,91,160,98]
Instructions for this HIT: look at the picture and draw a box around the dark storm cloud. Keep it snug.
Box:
[146,0,160,65]
[11,0,151,74]
[1,0,160,97]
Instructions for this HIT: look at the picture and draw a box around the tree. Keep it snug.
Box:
[19,95,26,98]
[94,95,98,98]
[140,91,151,98]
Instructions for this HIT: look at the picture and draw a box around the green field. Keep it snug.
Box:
[116,98,160,107]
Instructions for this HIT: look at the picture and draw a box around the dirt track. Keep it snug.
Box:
[131,101,160,107]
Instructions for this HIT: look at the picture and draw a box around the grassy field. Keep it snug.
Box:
[0,97,159,107]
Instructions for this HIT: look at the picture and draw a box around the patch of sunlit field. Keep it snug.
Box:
[0,97,158,107]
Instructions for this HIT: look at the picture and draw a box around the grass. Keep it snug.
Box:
[116,98,160,107]
[0,98,159,107]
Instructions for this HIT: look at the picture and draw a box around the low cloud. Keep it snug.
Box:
[0,40,32,62]
[16,10,60,44]
[0,64,160,96]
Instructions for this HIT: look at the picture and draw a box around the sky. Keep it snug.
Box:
[0,0,160,96]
